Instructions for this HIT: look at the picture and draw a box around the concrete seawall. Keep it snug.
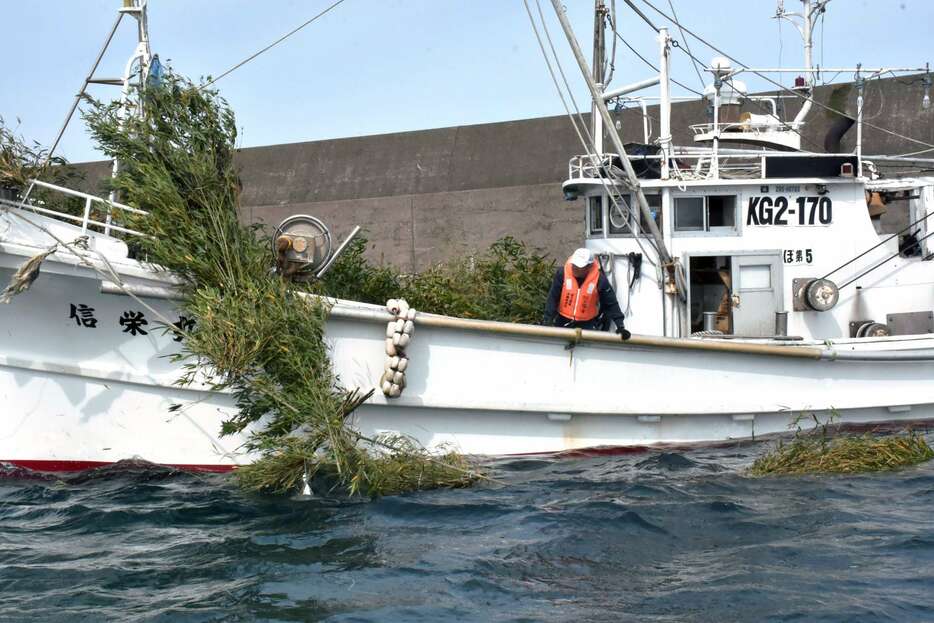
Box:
[78,75,934,269]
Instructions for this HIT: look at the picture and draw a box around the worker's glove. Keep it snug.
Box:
[616,324,632,340]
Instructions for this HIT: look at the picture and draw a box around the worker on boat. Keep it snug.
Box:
[543,248,631,339]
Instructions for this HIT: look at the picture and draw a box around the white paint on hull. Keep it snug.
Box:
[2,210,934,469]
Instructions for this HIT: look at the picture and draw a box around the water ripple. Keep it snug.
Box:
[2,437,934,621]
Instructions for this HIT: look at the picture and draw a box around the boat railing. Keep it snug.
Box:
[568,153,621,180]
[689,120,803,135]
[0,179,149,238]
[568,151,766,181]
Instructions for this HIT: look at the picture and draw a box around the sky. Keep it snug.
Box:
[1,0,931,163]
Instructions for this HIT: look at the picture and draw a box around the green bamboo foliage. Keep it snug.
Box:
[82,73,480,496]
[0,116,84,212]
[315,235,556,325]
[750,413,934,476]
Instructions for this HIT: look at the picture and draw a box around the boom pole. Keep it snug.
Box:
[549,0,674,267]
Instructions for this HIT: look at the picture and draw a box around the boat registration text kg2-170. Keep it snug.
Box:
[746,195,833,226]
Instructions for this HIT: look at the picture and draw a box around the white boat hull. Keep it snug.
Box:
[2,213,934,471]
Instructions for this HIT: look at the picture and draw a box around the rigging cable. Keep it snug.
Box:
[616,26,827,163]
[532,0,596,150]
[526,0,661,262]
[612,30,702,96]
[633,0,934,151]
[10,12,125,214]
[605,0,617,85]
[819,208,934,282]
[619,2,829,155]
[838,229,934,290]
[522,0,592,163]
[666,0,705,91]
[201,0,347,89]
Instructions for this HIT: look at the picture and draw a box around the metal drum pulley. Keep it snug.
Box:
[803,278,839,312]
[855,321,890,338]
[273,215,332,279]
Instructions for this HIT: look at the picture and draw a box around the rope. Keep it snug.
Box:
[0,244,59,303]
[820,207,934,281]
[619,3,827,154]
[666,0,706,91]
[612,30,703,97]
[12,12,126,218]
[605,0,617,85]
[532,1,662,260]
[1,206,188,338]
[524,0,662,265]
[201,0,348,89]
[839,229,934,290]
[522,0,592,160]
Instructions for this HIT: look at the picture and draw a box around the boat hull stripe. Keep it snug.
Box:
[1,460,236,473]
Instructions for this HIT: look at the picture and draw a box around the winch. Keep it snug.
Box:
[272,215,360,281]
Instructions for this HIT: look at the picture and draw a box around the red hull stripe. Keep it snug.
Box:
[3,459,236,473]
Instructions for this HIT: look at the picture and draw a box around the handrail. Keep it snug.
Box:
[95,283,934,361]
[0,197,148,238]
[30,179,146,215]
[321,298,825,360]
[2,179,150,238]
[689,121,803,135]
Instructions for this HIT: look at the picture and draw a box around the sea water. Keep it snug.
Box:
[1,435,933,622]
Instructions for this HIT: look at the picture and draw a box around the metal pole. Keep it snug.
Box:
[602,76,660,101]
[14,12,124,210]
[802,0,813,83]
[712,80,721,178]
[791,0,815,128]
[315,226,362,278]
[658,28,671,179]
[108,0,152,236]
[856,76,864,175]
[592,0,606,154]
[640,100,649,143]
[549,0,673,267]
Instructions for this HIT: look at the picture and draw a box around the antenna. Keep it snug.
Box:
[773,0,830,128]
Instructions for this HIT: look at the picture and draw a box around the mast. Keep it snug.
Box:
[591,1,607,153]
[658,28,671,180]
[776,0,830,129]
[792,0,814,128]
[107,0,152,234]
[550,0,673,268]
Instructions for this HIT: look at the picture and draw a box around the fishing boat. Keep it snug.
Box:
[3,0,934,472]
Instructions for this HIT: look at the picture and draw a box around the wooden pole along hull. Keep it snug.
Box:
[3,219,934,471]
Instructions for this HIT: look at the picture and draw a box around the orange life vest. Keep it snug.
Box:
[558,261,601,321]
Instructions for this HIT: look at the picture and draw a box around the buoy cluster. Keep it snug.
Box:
[381,299,416,397]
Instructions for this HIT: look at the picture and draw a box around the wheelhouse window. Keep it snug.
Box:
[674,195,737,234]
[588,195,604,236]
[708,195,736,229]
[640,194,663,234]
[674,197,704,231]
[608,194,661,236]
[608,194,635,235]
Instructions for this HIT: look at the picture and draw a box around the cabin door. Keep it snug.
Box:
[730,254,782,336]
